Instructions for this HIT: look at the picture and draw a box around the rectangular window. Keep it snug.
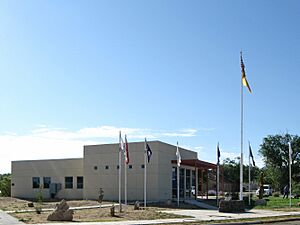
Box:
[65,177,73,189]
[43,177,51,189]
[32,177,40,189]
[105,165,109,170]
[179,168,184,198]
[192,170,196,186]
[141,164,145,169]
[186,169,191,197]
[128,165,133,169]
[172,167,177,198]
[77,176,83,189]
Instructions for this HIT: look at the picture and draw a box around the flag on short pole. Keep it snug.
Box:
[144,138,152,207]
[249,143,255,167]
[289,142,292,164]
[146,141,152,163]
[241,52,252,93]
[217,142,221,165]
[216,142,220,206]
[124,134,129,205]
[119,132,124,152]
[176,142,181,167]
[118,131,123,211]
[288,141,292,207]
[124,135,129,164]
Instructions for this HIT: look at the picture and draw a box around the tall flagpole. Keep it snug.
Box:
[118,131,122,212]
[240,52,244,201]
[144,138,147,208]
[248,142,251,206]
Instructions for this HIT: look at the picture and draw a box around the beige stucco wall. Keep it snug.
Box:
[11,141,198,201]
[11,158,83,199]
[83,141,197,201]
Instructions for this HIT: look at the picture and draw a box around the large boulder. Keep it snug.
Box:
[47,199,73,221]
[219,200,245,213]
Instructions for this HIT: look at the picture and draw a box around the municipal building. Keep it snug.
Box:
[11,141,219,201]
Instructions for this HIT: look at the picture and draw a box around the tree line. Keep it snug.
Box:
[222,133,300,194]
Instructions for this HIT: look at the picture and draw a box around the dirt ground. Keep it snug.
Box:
[0,197,106,211]
[0,197,193,224]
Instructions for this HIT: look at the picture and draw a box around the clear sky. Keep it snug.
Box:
[0,0,299,173]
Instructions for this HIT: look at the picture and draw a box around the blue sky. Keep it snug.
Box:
[0,0,299,173]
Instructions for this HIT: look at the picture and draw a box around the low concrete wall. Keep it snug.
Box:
[219,200,245,213]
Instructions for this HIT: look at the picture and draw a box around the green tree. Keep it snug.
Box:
[259,133,300,191]
[0,173,11,196]
[222,157,260,192]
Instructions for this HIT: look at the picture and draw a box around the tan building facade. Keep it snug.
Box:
[11,141,217,201]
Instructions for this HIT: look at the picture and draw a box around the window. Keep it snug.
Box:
[141,164,145,169]
[105,165,109,170]
[43,177,51,189]
[172,167,177,198]
[128,165,133,169]
[32,177,40,189]
[117,165,120,170]
[179,168,184,198]
[77,176,83,189]
[65,177,73,189]
[186,169,191,197]
[94,166,98,170]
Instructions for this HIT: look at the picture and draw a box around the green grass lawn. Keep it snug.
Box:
[199,196,300,210]
[253,196,300,210]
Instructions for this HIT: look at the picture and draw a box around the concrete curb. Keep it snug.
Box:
[209,216,300,225]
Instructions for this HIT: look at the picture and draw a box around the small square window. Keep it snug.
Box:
[105,165,109,170]
[129,165,133,169]
[117,165,119,169]
[141,164,145,169]
[94,166,98,170]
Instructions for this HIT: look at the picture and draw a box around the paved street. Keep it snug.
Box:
[266,221,300,225]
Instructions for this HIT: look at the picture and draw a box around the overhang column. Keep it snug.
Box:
[206,169,209,199]
[195,168,198,200]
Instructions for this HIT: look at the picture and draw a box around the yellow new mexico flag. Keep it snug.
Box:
[240,53,252,93]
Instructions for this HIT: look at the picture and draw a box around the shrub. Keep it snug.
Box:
[273,192,280,197]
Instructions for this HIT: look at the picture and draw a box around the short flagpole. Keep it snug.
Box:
[248,142,251,206]
[217,164,220,206]
[289,142,292,207]
[177,142,180,207]
[125,153,127,205]
[144,138,147,208]
[118,131,122,212]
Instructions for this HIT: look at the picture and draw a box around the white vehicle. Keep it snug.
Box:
[256,184,272,196]
[191,186,195,195]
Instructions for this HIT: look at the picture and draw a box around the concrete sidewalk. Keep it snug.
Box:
[0,210,24,225]
[31,208,300,225]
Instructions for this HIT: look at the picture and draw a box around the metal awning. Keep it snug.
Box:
[171,159,217,170]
